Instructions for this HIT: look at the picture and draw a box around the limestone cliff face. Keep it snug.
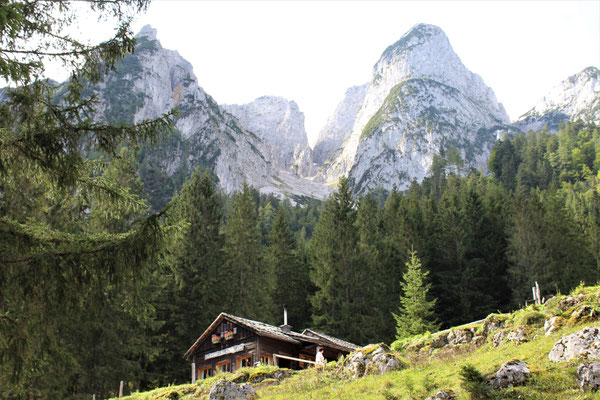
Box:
[515,67,600,133]
[93,25,272,196]
[223,96,316,176]
[313,84,368,166]
[92,25,330,206]
[316,24,510,193]
[85,24,600,202]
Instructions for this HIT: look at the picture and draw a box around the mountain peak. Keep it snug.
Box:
[578,66,599,79]
[516,66,600,131]
[316,23,509,193]
[136,24,158,41]
[254,96,299,109]
[222,96,311,172]
[379,23,447,63]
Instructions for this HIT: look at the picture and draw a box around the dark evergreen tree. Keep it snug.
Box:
[309,177,365,344]
[146,169,225,385]
[431,175,509,326]
[488,137,519,191]
[0,2,175,397]
[223,183,274,322]
[507,190,597,304]
[268,206,313,329]
[472,175,512,310]
[456,182,496,320]
[355,193,391,343]
[430,177,465,326]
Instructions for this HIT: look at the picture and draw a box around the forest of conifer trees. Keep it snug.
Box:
[42,121,600,399]
[151,121,600,392]
[3,118,600,398]
[1,4,599,398]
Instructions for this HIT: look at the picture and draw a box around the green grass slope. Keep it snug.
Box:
[116,285,600,400]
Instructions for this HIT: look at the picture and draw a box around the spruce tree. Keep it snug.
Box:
[223,183,274,322]
[507,190,597,304]
[146,169,225,385]
[0,3,175,396]
[268,206,312,329]
[430,177,465,326]
[175,168,225,331]
[393,249,438,339]
[355,193,391,343]
[309,177,366,344]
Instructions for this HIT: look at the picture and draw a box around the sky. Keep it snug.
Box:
[71,1,600,145]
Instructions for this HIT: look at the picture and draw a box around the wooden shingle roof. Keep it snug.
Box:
[184,313,358,359]
[301,329,359,352]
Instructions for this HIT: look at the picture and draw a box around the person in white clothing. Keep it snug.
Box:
[315,347,325,370]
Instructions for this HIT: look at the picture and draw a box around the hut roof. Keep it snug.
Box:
[184,313,358,359]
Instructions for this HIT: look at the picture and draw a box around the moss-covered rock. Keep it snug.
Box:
[343,344,405,378]
[517,311,547,327]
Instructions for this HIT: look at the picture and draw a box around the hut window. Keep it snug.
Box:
[237,355,252,369]
[216,360,231,373]
[260,355,273,366]
[198,367,212,379]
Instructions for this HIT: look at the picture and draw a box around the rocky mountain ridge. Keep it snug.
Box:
[313,23,512,193]
[88,24,598,205]
[92,25,331,208]
[515,66,600,133]
[312,84,368,166]
[222,96,317,176]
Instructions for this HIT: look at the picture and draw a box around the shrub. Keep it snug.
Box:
[517,311,546,326]
[459,364,491,400]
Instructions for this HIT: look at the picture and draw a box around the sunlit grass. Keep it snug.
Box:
[116,286,600,400]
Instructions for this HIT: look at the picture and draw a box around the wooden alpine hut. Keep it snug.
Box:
[184,311,358,381]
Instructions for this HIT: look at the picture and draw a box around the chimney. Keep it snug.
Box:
[280,305,292,333]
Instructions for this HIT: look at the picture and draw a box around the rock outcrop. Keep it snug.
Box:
[316,23,510,194]
[342,344,404,378]
[506,327,529,344]
[223,96,316,176]
[231,368,293,385]
[576,363,600,392]
[515,66,600,133]
[412,326,487,354]
[492,330,506,348]
[489,360,530,389]
[425,389,457,400]
[208,381,256,400]
[544,316,562,336]
[447,328,474,346]
[313,84,368,165]
[549,326,600,362]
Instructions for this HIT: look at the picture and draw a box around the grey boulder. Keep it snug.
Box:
[549,326,600,362]
[576,363,600,392]
[425,389,457,400]
[489,360,530,389]
[208,381,257,400]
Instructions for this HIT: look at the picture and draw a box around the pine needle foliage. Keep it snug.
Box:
[459,364,491,400]
[392,249,439,339]
[0,1,177,397]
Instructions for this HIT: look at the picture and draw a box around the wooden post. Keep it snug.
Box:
[191,362,196,384]
[119,381,124,398]
[535,281,541,305]
[92,395,96,400]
